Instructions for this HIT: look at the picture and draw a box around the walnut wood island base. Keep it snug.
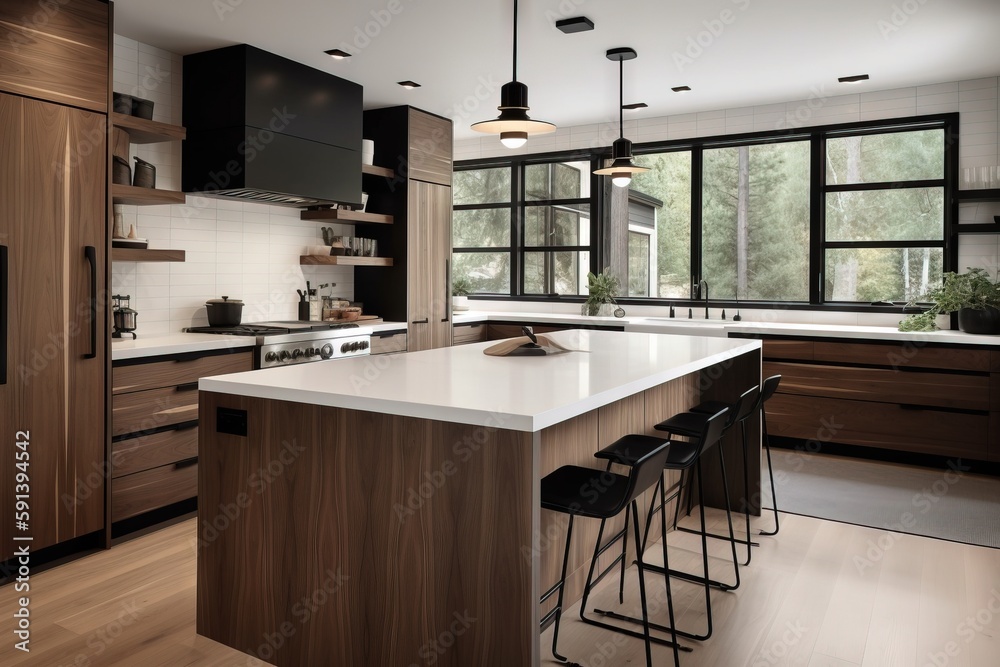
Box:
[195,330,761,666]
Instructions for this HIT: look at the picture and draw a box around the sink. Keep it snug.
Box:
[626,318,730,337]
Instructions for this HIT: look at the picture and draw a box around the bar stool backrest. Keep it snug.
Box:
[731,385,761,425]
[614,441,673,516]
[697,408,730,457]
[760,375,781,404]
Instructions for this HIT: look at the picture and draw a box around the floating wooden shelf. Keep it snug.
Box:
[362,163,395,178]
[957,188,1000,203]
[299,255,393,266]
[112,113,187,144]
[112,184,186,206]
[111,248,186,262]
[300,209,393,225]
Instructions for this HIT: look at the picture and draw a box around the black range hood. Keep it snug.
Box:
[182,44,362,207]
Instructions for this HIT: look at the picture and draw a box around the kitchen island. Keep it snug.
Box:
[196,330,761,666]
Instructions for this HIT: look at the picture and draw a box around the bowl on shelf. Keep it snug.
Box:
[342,307,362,322]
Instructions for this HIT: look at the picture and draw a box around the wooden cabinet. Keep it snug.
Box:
[371,332,407,355]
[0,0,109,113]
[358,106,454,352]
[111,350,251,528]
[755,336,996,462]
[453,323,487,346]
[0,92,108,559]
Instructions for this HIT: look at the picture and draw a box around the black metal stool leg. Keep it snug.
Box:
[740,420,753,565]
[551,514,574,663]
[717,446,741,590]
[619,503,630,604]
[658,471,681,667]
[760,411,781,536]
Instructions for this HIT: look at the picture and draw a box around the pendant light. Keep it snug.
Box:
[471,0,555,148]
[594,47,649,188]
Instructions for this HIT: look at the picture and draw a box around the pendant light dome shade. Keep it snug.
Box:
[593,48,649,187]
[471,0,555,147]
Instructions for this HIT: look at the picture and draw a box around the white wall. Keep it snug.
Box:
[455,77,1000,279]
[111,36,353,336]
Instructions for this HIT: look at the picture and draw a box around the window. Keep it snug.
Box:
[452,158,596,297]
[701,141,811,301]
[456,114,956,308]
[823,128,946,302]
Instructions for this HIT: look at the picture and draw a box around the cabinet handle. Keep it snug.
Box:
[1,245,7,385]
[84,245,97,359]
[411,318,429,325]
[173,457,198,470]
[175,382,199,392]
[898,403,925,411]
[442,258,451,323]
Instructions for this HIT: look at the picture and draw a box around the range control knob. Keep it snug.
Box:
[264,352,278,363]
[361,341,369,350]
[278,350,291,362]
[306,347,317,356]
[340,342,350,354]
[291,349,303,359]
[320,344,334,359]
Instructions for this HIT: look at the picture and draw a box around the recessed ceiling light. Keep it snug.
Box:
[622,102,648,110]
[555,16,595,33]
[671,86,691,93]
[838,74,869,84]
[397,80,421,89]
[324,49,351,59]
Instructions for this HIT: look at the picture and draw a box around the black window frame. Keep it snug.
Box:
[454,112,959,312]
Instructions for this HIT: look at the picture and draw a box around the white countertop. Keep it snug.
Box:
[199,329,762,432]
[111,333,256,361]
[453,310,1000,346]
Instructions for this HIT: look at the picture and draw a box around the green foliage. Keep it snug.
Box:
[584,268,620,315]
[452,276,473,296]
[898,268,1000,331]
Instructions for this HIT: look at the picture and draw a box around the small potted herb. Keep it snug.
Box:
[452,276,473,312]
[899,268,1000,334]
[583,268,620,317]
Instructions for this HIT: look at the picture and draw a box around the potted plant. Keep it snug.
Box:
[898,268,1000,334]
[452,276,473,312]
[583,268,620,316]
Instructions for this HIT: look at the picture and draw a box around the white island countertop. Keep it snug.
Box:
[199,329,761,432]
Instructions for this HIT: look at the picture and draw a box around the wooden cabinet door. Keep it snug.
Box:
[407,108,452,186]
[0,0,109,113]
[407,180,452,352]
[0,93,22,558]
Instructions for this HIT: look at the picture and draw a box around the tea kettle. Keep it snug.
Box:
[112,294,138,339]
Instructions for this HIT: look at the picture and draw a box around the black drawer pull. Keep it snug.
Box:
[411,318,429,324]
[898,403,925,411]
[175,382,199,392]
[173,458,198,470]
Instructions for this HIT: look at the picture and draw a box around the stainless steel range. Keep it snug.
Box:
[185,321,372,369]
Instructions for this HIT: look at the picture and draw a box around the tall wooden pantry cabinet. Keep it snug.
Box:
[0,0,109,562]
[357,106,454,352]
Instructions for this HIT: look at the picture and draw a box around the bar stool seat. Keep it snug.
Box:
[541,466,632,517]
[595,433,700,469]
[650,411,710,439]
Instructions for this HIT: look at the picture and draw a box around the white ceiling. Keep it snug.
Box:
[115,0,1000,140]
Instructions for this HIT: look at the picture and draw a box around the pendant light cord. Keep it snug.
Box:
[512,0,518,82]
[618,57,624,139]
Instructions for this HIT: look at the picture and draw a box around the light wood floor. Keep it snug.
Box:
[2,511,998,666]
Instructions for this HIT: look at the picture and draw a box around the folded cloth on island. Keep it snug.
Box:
[483,334,576,357]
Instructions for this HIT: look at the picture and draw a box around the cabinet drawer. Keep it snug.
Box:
[112,425,198,478]
[371,332,407,355]
[112,385,200,437]
[453,323,486,345]
[767,393,988,460]
[112,461,198,523]
[762,339,814,361]
[487,324,566,341]
[113,350,252,395]
[812,341,989,371]
[764,361,990,411]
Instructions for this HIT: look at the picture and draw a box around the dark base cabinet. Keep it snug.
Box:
[745,336,998,464]
[111,349,252,533]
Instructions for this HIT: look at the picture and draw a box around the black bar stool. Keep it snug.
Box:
[590,408,731,643]
[687,384,761,565]
[757,374,783,536]
[540,439,682,667]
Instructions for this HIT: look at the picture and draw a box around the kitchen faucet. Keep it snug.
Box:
[699,279,709,319]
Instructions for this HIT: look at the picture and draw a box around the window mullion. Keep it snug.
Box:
[811,133,825,305]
